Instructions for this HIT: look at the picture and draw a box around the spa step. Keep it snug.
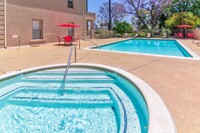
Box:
[0,82,118,99]
[34,71,107,76]
[8,98,113,108]
[18,82,118,89]
[41,68,103,72]
[19,86,112,94]
[8,91,113,108]
[22,79,115,84]
[21,75,115,83]
[23,75,112,80]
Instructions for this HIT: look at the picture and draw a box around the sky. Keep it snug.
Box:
[88,0,132,23]
[88,0,118,13]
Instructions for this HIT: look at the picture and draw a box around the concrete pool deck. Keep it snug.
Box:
[0,38,200,133]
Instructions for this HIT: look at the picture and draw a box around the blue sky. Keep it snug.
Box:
[88,0,132,22]
[88,0,117,13]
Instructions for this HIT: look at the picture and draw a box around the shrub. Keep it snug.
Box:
[95,30,115,39]
[165,12,200,29]
[113,21,133,35]
[115,33,123,37]
[139,32,147,37]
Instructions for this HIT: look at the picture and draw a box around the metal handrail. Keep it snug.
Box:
[63,44,75,82]
[89,39,98,47]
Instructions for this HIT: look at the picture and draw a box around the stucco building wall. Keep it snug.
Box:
[0,0,5,48]
[5,0,95,47]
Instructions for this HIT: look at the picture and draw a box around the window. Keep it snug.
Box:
[68,0,73,8]
[32,20,43,39]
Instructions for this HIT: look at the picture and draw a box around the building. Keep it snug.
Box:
[0,0,95,48]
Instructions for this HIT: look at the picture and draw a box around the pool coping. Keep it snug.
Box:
[0,63,177,133]
[86,38,200,60]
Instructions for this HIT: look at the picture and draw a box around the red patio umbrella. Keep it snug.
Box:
[176,24,192,38]
[176,24,192,29]
[57,23,80,44]
[57,23,80,28]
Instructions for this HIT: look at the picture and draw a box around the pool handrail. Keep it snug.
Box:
[63,44,75,82]
[89,39,98,47]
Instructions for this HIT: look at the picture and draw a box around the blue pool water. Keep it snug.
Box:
[95,39,192,58]
[0,67,149,133]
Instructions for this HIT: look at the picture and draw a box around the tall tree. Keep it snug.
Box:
[159,0,200,28]
[123,0,172,30]
[190,1,200,17]
[165,12,200,29]
[108,0,112,30]
[171,0,200,17]
[98,1,127,29]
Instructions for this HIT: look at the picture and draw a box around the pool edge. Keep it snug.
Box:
[87,38,200,60]
[73,63,177,133]
[176,40,199,59]
[0,63,177,133]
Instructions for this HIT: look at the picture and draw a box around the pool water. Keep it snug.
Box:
[0,105,116,132]
[95,39,192,58]
[0,67,149,133]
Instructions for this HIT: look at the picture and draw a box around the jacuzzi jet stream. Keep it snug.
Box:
[62,45,75,91]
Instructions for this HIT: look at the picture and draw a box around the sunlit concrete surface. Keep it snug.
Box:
[0,38,200,133]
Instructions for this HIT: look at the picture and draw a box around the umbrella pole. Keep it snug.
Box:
[18,36,21,50]
[183,29,186,38]
[74,45,77,63]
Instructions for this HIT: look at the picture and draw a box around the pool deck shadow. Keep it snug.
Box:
[0,38,200,133]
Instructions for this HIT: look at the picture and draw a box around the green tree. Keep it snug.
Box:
[98,1,127,29]
[171,0,200,17]
[165,12,200,29]
[190,1,200,17]
[159,0,200,28]
[113,21,132,35]
[123,0,172,30]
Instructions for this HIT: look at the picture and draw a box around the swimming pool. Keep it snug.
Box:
[0,64,176,133]
[94,39,193,58]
